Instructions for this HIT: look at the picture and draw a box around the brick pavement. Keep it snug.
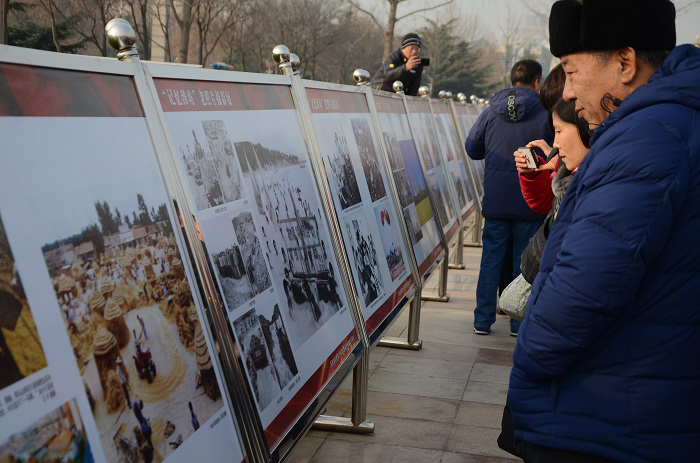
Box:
[285,245,520,462]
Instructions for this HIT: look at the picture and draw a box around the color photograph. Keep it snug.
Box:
[0,399,93,463]
[0,214,47,392]
[400,140,432,226]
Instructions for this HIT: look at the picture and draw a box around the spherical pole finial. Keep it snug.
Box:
[353,69,371,86]
[478,98,486,105]
[289,53,301,75]
[438,90,447,99]
[418,86,430,98]
[392,80,404,94]
[485,100,491,107]
[445,91,453,100]
[457,93,467,103]
[105,18,139,61]
[470,94,478,104]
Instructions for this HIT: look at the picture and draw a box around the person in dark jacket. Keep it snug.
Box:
[510,1,700,461]
[371,33,424,96]
[465,59,550,336]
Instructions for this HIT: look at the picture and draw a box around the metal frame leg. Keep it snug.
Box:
[422,259,450,302]
[312,352,375,433]
[378,294,423,350]
[465,211,483,248]
[449,228,466,269]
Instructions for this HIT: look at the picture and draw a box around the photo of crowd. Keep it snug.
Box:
[233,305,298,412]
[344,215,384,307]
[177,120,245,210]
[236,137,345,349]
[0,214,47,391]
[351,118,387,203]
[374,206,406,281]
[325,123,363,210]
[382,132,413,209]
[0,399,93,462]
[41,189,223,463]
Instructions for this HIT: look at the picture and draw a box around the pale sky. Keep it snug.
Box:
[357,0,700,48]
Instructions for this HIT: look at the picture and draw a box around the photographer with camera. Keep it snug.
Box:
[371,33,427,96]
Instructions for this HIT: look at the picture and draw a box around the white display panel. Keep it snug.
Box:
[0,61,244,463]
[405,98,460,242]
[147,74,359,451]
[372,94,443,278]
[305,86,415,339]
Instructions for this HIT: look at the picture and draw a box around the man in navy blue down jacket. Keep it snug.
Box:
[466,60,549,336]
[510,1,700,462]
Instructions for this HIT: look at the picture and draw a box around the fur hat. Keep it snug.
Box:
[549,0,676,58]
[401,33,422,49]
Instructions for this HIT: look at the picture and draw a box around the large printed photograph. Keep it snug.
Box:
[203,210,272,313]
[351,118,386,203]
[0,398,93,462]
[176,119,245,210]
[234,122,345,350]
[374,206,406,281]
[0,214,47,392]
[320,119,363,210]
[343,214,384,307]
[27,135,224,463]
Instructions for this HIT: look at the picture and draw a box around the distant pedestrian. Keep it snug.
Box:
[137,314,147,339]
[189,401,200,431]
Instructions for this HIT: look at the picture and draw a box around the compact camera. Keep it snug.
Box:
[518,147,539,169]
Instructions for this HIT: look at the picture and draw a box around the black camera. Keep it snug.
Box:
[420,58,430,67]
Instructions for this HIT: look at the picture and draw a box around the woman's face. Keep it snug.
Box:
[552,113,589,170]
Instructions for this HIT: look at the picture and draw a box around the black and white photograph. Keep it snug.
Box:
[421,114,442,167]
[351,118,387,203]
[383,132,404,171]
[236,134,345,349]
[233,308,281,411]
[374,206,406,281]
[392,168,413,209]
[344,215,385,306]
[435,117,457,162]
[259,303,298,390]
[175,119,245,211]
[204,209,272,313]
[324,121,363,210]
[451,170,468,210]
[403,205,423,246]
[428,173,450,228]
[413,121,435,171]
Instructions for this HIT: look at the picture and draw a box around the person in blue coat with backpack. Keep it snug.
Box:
[509,1,700,462]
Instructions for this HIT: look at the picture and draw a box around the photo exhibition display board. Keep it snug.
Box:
[0,61,245,463]
[149,74,360,451]
[428,100,477,222]
[405,98,460,242]
[372,94,443,279]
[455,104,485,201]
[304,86,415,339]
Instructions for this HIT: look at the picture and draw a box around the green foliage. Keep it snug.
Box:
[418,19,494,97]
[8,2,87,53]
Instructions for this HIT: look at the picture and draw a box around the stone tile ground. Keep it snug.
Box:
[285,246,519,462]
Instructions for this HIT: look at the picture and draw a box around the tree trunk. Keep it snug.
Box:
[176,0,194,63]
[140,2,151,59]
[1,0,9,45]
[48,0,62,52]
[382,0,398,60]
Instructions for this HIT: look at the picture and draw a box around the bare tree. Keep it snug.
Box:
[35,0,63,51]
[347,0,454,60]
[169,0,200,63]
[119,0,152,59]
[67,0,118,56]
[194,0,237,65]
[498,1,522,86]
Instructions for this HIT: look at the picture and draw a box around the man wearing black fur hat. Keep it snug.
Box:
[371,33,424,96]
[508,0,700,462]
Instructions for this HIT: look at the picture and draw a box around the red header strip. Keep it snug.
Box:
[373,95,406,114]
[153,78,295,112]
[431,101,449,114]
[264,329,360,449]
[0,63,143,117]
[306,88,369,114]
[418,243,444,277]
[366,274,415,335]
[406,99,432,114]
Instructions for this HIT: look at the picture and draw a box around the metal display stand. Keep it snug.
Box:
[355,70,423,351]
[268,48,374,436]
[107,23,268,463]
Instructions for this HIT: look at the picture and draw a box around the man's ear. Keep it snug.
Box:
[617,47,637,85]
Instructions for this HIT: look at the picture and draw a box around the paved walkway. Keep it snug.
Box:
[287,246,519,462]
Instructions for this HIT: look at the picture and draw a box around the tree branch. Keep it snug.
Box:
[347,0,382,30]
[397,0,454,21]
